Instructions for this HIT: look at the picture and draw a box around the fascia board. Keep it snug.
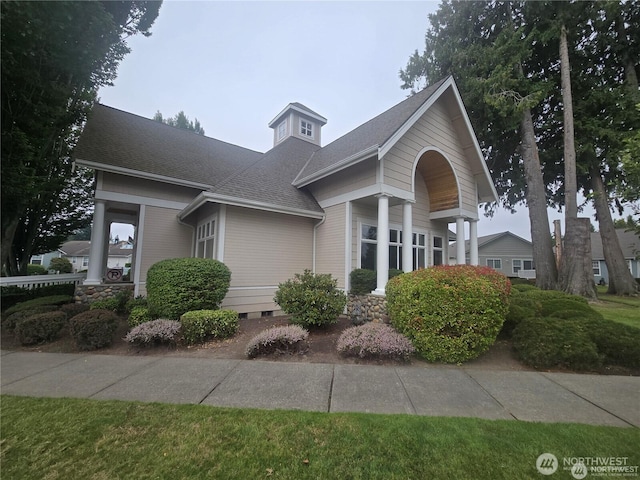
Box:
[378,77,452,159]
[179,192,324,220]
[75,158,213,190]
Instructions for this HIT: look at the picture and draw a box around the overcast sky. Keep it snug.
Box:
[100,0,612,243]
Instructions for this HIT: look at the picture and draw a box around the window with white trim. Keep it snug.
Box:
[300,119,313,138]
[512,259,534,274]
[433,236,443,266]
[629,260,634,273]
[592,260,601,276]
[413,233,427,269]
[82,256,89,267]
[277,120,287,141]
[487,258,502,270]
[196,217,216,259]
[360,224,428,271]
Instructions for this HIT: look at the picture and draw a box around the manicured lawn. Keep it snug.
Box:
[592,287,640,328]
[2,396,639,479]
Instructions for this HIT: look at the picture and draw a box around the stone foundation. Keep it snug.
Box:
[74,284,134,304]
[346,294,388,323]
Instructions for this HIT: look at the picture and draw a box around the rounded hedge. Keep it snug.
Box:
[146,258,231,320]
[180,309,238,345]
[69,309,119,350]
[386,265,511,363]
[14,311,67,345]
[274,270,347,328]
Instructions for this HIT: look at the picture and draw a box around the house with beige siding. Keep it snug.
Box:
[73,76,498,316]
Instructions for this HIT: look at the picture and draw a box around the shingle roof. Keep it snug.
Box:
[58,240,134,257]
[73,104,262,188]
[449,231,532,254]
[591,230,640,260]
[294,78,447,184]
[211,136,323,213]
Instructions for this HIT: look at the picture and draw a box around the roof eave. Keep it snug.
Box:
[292,145,379,187]
[179,192,324,221]
[75,158,213,190]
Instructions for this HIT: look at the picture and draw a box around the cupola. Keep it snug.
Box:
[268,102,327,147]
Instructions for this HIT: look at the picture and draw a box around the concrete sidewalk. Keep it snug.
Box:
[1,350,638,427]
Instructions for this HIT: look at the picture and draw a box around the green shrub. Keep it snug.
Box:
[1,284,75,311]
[274,270,347,328]
[14,311,67,345]
[125,296,148,313]
[26,264,47,276]
[60,303,90,318]
[3,306,61,333]
[538,298,593,317]
[3,295,72,318]
[349,269,376,295]
[69,309,119,350]
[349,269,405,295]
[146,258,231,319]
[587,319,640,369]
[386,265,511,363]
[128,306,153,328]
[89,298,119,312]
[49,257,72,273]
[113,289,132,313]
[513,317,603,371]
[501,293,541,337]
[180,309,238,345]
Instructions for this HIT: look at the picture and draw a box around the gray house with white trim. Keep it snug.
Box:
[591,230,640,284]
[73,76,499,316]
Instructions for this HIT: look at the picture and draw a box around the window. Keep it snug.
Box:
[413,233,427,270]
[82,257,89,267]
[360,225,428,271]
[300,120,313,137]
[277,121,287,141]
[513,259,534,274]
[487,258,502,270]
[592,261,601,276]
[196,217,216,259]
[31,256,42,265]
[433,236,443,266]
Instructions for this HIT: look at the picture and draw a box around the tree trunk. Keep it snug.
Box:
[560,217,597,298]
[520,108,558,289]
[591,166,639,295]
[558,23,597,299]
[560,25,578,219]
[1,216,20,276]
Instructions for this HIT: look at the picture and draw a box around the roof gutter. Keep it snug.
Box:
[179,191,324,221]
[293,144,379,187]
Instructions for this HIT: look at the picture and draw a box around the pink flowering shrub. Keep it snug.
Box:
[125,319,181,346]
[337,322,415,361]
[245,325,309,358]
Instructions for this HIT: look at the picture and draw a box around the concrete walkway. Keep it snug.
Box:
[1,350,638,427]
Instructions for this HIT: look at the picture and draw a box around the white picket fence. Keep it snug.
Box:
[0,273,86,290]
[517,269,536,279]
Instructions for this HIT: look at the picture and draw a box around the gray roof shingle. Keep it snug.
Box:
[591,230,640,260]
[73,104,262,187]
[294,78,447,184]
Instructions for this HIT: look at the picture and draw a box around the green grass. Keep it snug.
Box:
[592,286,640,328]
[2,396,639,479]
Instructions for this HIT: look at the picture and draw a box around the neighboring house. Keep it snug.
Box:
[72,76,499,316]
[591,229,640,284]
[29,250,62,269]
[30,240,133,273]
[449,231,534,277]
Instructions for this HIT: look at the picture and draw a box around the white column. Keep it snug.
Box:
[84,200,106,285]
[456,216,466,265]
[374,194,390,295]
[469,219,479,266]
[402,201,413,273]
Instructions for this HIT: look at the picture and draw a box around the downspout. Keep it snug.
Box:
[312,214,326,273]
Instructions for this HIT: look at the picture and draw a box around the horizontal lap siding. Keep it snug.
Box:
[479,236,533,276]
[101,172,201,203]
[384,98,476,209]
[315,204,346,288]
[221,287,280,314]
[223,206,314,288]
[138,206,193,294]
[308,157,377,203]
